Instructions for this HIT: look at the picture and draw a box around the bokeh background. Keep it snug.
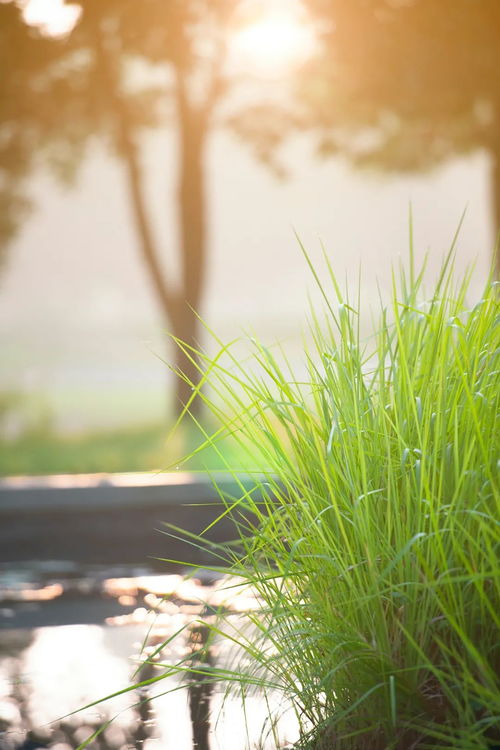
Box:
[1,0,498,474]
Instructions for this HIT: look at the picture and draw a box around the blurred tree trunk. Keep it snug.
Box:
[94,21,207,418]
[173,73,209,415]
[122,102,207,417]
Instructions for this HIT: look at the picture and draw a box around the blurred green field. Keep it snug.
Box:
[0,415,249,477]
[0,422,166,476]
[0,389,253,476]
[0,422,252,476]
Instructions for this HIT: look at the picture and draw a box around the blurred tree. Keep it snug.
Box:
[74,0,234,416]
[3,0,498,426]
[0,0,239,417]
[0,3,57,268]
[301,0,500,274]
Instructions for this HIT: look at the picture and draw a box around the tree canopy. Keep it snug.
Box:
[300,0,500,269]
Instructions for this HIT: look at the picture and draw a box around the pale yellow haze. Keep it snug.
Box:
[22,0,314,75]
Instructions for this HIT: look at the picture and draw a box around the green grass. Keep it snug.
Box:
[167,247,499,749]
[0,420,249,476]
[0,422,167,476]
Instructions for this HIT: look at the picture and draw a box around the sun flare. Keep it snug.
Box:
[22,0,81,37]
[231,4,315,77]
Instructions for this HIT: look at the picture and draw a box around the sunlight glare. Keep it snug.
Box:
[231,3,315,77]
[22,0,81,37]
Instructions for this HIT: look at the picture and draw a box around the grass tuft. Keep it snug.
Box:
[174,247,499,749]
[72,246,499,750]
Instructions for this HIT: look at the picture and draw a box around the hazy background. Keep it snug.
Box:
[0,0,497,472]
[1,135,492,431]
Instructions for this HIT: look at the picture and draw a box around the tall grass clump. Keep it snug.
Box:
[175,249,499,749]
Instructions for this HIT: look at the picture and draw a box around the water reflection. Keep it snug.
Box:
[0,575,299,750]
[1,623,162,749]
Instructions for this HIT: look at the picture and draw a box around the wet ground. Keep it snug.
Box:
[0,562,298,750]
